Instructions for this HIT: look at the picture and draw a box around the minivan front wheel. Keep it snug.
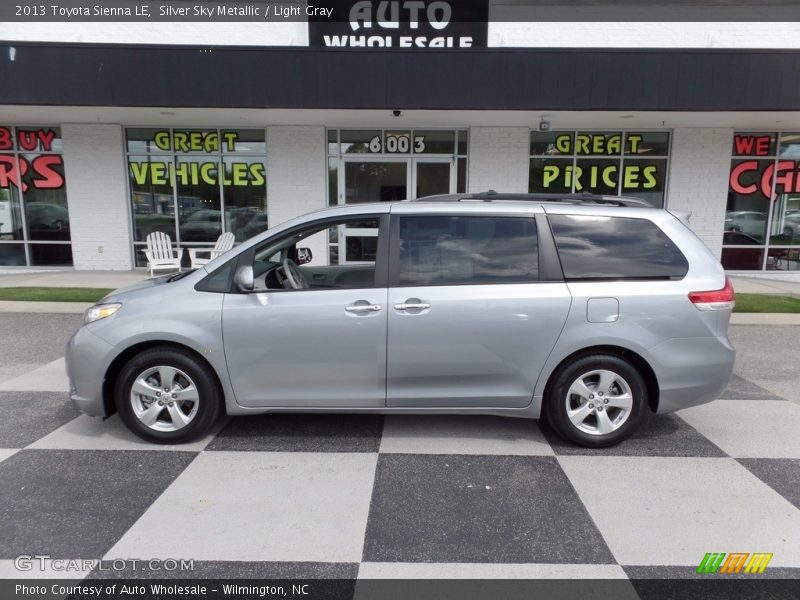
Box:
[115,347,221,444]
[546,354,648,448]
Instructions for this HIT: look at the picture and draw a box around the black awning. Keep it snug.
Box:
[2,43,799,111]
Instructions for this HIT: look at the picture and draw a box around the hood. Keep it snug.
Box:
[98,270,197,304]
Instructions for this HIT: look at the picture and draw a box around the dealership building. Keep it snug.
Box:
[2,8,800,273]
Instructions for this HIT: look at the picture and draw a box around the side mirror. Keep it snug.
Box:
[296,247,313,265]
[234,265,254,292]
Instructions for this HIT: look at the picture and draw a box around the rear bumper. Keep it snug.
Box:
[65,325,118,417]
[648,335,735,413]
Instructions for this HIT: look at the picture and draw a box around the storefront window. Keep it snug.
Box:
[724,132,800,270]
[0,126,71,266]
[327,128,469,262]
[126,128,267,267]
[528,130,671,207]
[129,154,176,242]
[175,156,222,243]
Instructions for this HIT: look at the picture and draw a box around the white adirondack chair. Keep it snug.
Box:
[143,231,182,277]
[188,232,235,268]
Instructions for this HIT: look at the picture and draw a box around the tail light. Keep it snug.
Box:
[689,276,735,311]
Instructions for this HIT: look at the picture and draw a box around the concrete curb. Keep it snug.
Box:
[729,313,800,325]
[0,301,91,314]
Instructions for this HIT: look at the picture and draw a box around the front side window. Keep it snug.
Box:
[396,216,538,286]
[549,214,688,280]
[252,217,382,292]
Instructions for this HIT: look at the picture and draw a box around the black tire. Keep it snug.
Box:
[545,354,648,448]
[115,346,222,444]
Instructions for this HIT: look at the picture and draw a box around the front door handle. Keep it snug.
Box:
[394,302,431,311]
[345,303,382,313]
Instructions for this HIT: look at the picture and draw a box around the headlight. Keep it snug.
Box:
[84,303,122,324]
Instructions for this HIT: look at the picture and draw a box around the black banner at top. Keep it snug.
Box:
[308,1,489,49]
[3,1,800,22]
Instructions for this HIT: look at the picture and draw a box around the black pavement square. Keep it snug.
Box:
[540,415,727,457]
[0,449,196,559]
[206,414,383,452]
[0,392,79,448]
[88,561,358,579]
[737,458,800,511]
[362,454,614,564]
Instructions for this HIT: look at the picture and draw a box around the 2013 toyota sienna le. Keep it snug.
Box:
[65,192,736,448]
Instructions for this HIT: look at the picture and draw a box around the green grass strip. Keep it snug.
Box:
[0,287,114,303]
[733,293,800,313]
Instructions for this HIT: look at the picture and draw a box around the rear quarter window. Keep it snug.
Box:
[548,214,689,280]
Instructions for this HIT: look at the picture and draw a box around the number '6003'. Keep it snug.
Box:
[369,135,426,153]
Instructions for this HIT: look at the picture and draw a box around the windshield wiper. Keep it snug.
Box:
[167,269,195,282]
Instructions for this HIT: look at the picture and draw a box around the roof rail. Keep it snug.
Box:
[472,190,652,208]
[411,190,652,208]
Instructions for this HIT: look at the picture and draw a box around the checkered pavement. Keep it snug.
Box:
[1,323,800,583]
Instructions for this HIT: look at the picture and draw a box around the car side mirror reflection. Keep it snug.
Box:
[297,247,313,265]
[234,265,254,292]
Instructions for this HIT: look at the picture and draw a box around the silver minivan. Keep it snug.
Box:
[66,192,735,447]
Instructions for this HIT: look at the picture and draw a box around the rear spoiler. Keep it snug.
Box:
[668,209,692,227]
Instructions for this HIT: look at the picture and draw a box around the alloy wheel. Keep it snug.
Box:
[129,365,200,432]
[564,369,633,436]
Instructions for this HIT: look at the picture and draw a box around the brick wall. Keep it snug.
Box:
[266,126,327,225]
[489,22,800,48]
[266,126,328,262]
[666,128,733,258]
[468,127,530,193]
[62,124,133,270]
[3,22,798,49]
[0,22,307,45]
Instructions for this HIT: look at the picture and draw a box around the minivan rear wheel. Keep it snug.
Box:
[115,347,221,444]
[545,354,648,448]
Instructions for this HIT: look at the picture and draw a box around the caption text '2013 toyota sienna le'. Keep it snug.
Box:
[66,192,735,448]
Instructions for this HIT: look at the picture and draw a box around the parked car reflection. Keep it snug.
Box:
[26,202,69,230]
[180,209,229,242]
[239,212,269,240]
[724,210,766,240]
[26,202,70,241]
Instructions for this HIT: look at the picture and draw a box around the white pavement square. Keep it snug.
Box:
[28,414,222,452]
[558,456,800,567]
[679,400,800,458]
[379,415,554,455]
[0,449,19,464]
[105,452,378,563]
[0,358,69,392]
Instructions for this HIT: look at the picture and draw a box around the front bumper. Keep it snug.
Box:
[65,325,118,417]
[648,335,736,413]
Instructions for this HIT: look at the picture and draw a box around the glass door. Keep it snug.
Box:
[336,157,456,264]
[339,158,408,264]
[412,158,454,199]
[342,159,409,204]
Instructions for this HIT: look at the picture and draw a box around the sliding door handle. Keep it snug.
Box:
[394,302,431,311]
